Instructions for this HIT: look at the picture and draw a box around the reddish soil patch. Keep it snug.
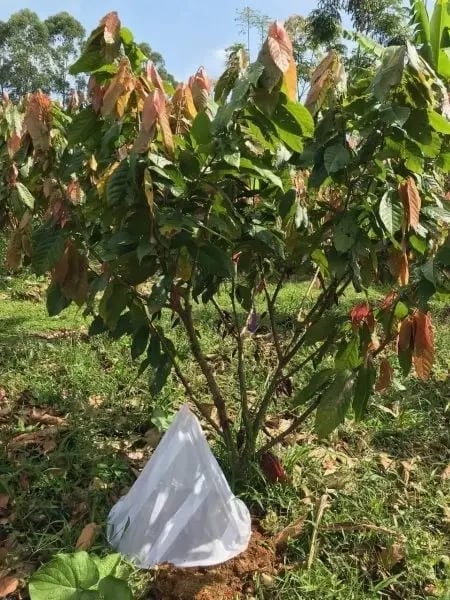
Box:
[150,531,275,599]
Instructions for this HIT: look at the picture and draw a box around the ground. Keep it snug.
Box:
[0,262,449,599]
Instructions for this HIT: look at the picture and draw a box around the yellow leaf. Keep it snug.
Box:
[282,56,298,101]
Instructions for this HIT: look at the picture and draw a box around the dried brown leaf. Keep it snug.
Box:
[441,464,450,481]
[101,59,135,118]
[29,407,67,427]
[399,177,421,231]
[274,517,306,551]
[378,452,395,471]
[375,359,393,393]
[75,522,99,551]
[412,311,434,381]
[380,543,405,571]
[0,496,9,510]
[0,576,18,597]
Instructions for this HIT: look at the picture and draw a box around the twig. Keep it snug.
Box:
[230,278,251,443]
[180,291,236,454]
[257,396,321,456]
[307,494,329,569]
[261,272,283,361]
[211,296,236,338]
[147,322,222,436]
[321,522,405,540]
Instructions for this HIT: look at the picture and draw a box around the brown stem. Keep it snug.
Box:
[256,396,322,456]
[147,321,222,435]
[230,279,251,443]
[261,273,283,361]
[180,292,236,453]
[211,296,236,338]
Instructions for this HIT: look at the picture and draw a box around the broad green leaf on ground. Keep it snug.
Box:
[29,552,99,600]
[98,576,132,600]
[315,371,354,438]
[91,555,121,580]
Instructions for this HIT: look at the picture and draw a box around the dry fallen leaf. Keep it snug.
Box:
[28,407,67,427]
[441,464,450,481]
[0,496,9,510]
[378,452,395,471]
[274,516,306,552]
[401,459,416,486]
[0,576,19,597]
[380,543,405,571]
[75,523,99,551]
[88,394,105,408]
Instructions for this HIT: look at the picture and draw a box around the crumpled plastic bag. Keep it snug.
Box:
[107,404,251,568]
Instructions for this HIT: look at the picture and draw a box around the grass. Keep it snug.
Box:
[0,265,449,599]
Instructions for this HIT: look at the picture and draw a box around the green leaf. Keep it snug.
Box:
[150,354,172,396]
[302,313,342,346]
[29,552,99,600]
[379,194,403,235]
[437,152,450,171]
[197,246,233,277]
[106,160,130,204]
[47,283,71,317]
[15,182,35,209]
[32,224,66,276]
[430,0,450,78]
[91,555,121,581]
[283,101,314,138]
[436,245,450,265]
[99,283,129,330]
[335,335,361,370]
[353,364,376,421]
[147,276,171,314]
[239,158,284,190]
[324,143,350,173]
[272,100,314,153]
[315,371,354,438]
[334,214,359,253]
[292,369,335,407]
[427,109,450,133]
[378,104,411,127]
[131,325,150,359]
[98,576,132,600]
[394,301,409,319]
[190,112,212,146]
[370,46,407,100]
[68,108,99,146]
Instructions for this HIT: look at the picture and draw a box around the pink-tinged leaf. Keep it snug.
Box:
[146,61,165,92]
[398,177,421,231]
[101,11,121,44]
[267,21,293,73]
[23,91,52,151]
[189,67,211,111]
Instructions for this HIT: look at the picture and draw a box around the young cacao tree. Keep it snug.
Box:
[0,11,449,479]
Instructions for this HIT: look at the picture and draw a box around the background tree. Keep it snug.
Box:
[138,43,177,86]
[235,7,271,59]
[0,9,86,100]
[45,12,85,103]
[312,0,410,45]
[0,10,52,97]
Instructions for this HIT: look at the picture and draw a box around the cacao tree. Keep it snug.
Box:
[1,11,449,479]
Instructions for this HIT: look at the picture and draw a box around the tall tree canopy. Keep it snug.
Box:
[0,10,85,100]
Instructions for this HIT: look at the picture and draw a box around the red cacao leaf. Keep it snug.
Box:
[398,316,414,352]
[350,302,371,328]
[375,359,393,393]
[260,452,287,483]
[23,91,52,151]
[389,250,409,286]
[399,177,421,231]
[189,67,211,111]
[380,290,398,311]
[412,311,434,380]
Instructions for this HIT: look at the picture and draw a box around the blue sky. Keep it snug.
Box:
[0,0,319,81]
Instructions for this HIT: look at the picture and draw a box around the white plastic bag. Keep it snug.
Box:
[107,404,251,568]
